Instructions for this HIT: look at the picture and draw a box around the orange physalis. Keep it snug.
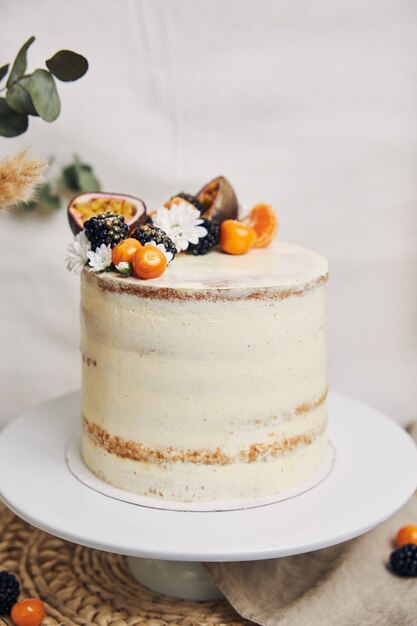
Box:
[111,238,142,266]
[11,599,45,626]
[220,220,256,255]
[132,245,167,279]
[396,525,417,548]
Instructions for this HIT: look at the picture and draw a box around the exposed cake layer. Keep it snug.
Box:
[80,242,328,502]
[82,432,327,501]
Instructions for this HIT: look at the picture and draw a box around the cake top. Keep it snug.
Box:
[84,241,328,294]
[65,176,327,292]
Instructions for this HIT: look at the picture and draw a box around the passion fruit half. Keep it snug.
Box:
[196,176,238,223]
[68,192,147,235]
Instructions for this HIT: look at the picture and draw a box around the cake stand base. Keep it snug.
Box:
[0,391,416,602]
[127,557,224,600]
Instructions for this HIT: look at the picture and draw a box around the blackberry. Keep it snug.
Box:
[0,571,19,615]
[188,218,220,256]
[174,193,205,214]
[130,224,177,260]
[84,211,129,250]
[390,544,417,576]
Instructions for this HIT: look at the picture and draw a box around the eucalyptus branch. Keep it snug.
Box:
[0,36,88,137]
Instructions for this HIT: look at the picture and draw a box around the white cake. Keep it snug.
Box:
[80,241,328,502]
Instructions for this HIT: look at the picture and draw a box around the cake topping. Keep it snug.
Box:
[65,176,279,279]
[132,244,167,279]
[67,191,146,234]
[144,240,174,263]
[84,210,129,250]
[130,224,177,262]
[66,230,91,274]
[86,243,112,272]
[196,176,238,223]
[167,192,205,214]
[111,238,142,266]
[152,202,207,252]
[243,203,278,248]
[220,219,256,255]
[115,261,132,276]
[187,217,220,256]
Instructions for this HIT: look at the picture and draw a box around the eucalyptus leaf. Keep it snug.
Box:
[0,64,9,83]
[35,183,61,210]
[77,167,101,192]
[62,163,78,190]
[6,36,35,87]
[29,69,61,122]
[17,75,40,115]
[6,82,37,115]
[62,160,101,192]
[0,97,28,136]
[46,50,88,82]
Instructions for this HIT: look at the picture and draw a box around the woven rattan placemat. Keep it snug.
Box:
[0,505,248,625]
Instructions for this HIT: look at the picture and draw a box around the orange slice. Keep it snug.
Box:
[243,203,278,248]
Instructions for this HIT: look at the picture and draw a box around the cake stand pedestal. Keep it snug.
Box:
[0,391,416,601]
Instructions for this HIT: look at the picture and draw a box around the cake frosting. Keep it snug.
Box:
[80,241,328,502]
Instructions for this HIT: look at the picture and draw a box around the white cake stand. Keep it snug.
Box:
[0,391,416,601]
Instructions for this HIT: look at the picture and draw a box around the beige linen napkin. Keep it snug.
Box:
[205,429,417,626]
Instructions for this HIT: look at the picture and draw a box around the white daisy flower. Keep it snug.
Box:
[115,261,132,276]
[65,231,91,274]
[152,202,207,252]
[144,240,174,263]
[87,243,112,272]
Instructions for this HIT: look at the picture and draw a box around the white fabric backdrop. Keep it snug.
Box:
[0,0,416,426]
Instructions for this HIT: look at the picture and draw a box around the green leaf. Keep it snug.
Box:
[77,167,101,192]
[0,64,9,83]
[62,163,78,190]
[0,97,28,136]
[6,36,35,87]
[6,81,37,115]
[28,69,61,122]
[35,183,61,210]
[46,49,88,82]
[62,158,101,192]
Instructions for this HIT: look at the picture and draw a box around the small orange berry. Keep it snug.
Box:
[11,598,45,626]
[396,525,417,547]
[132,245,167,279]
[112,238,142,266]
[220,220,256,255]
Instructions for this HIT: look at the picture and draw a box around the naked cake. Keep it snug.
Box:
[67,178,328,502]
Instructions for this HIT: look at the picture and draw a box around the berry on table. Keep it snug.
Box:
[0,571,20,615]
[243,203,278,248]
[111,238,142,266]
[11,598,45,626]
[389,543,417,576]
[188,218,220,255]
[84,211,129,250]
[132,245,167,279]
[220,219,256,255]
[396,525,417,547]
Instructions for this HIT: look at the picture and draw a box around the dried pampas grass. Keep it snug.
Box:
[0,150,48,210]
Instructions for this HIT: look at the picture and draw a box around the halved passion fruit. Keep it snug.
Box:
[68,192,147,235]
[196,176,238,223]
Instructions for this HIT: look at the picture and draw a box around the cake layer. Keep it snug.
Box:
[80,242,328,502]
[82,432,327,502]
